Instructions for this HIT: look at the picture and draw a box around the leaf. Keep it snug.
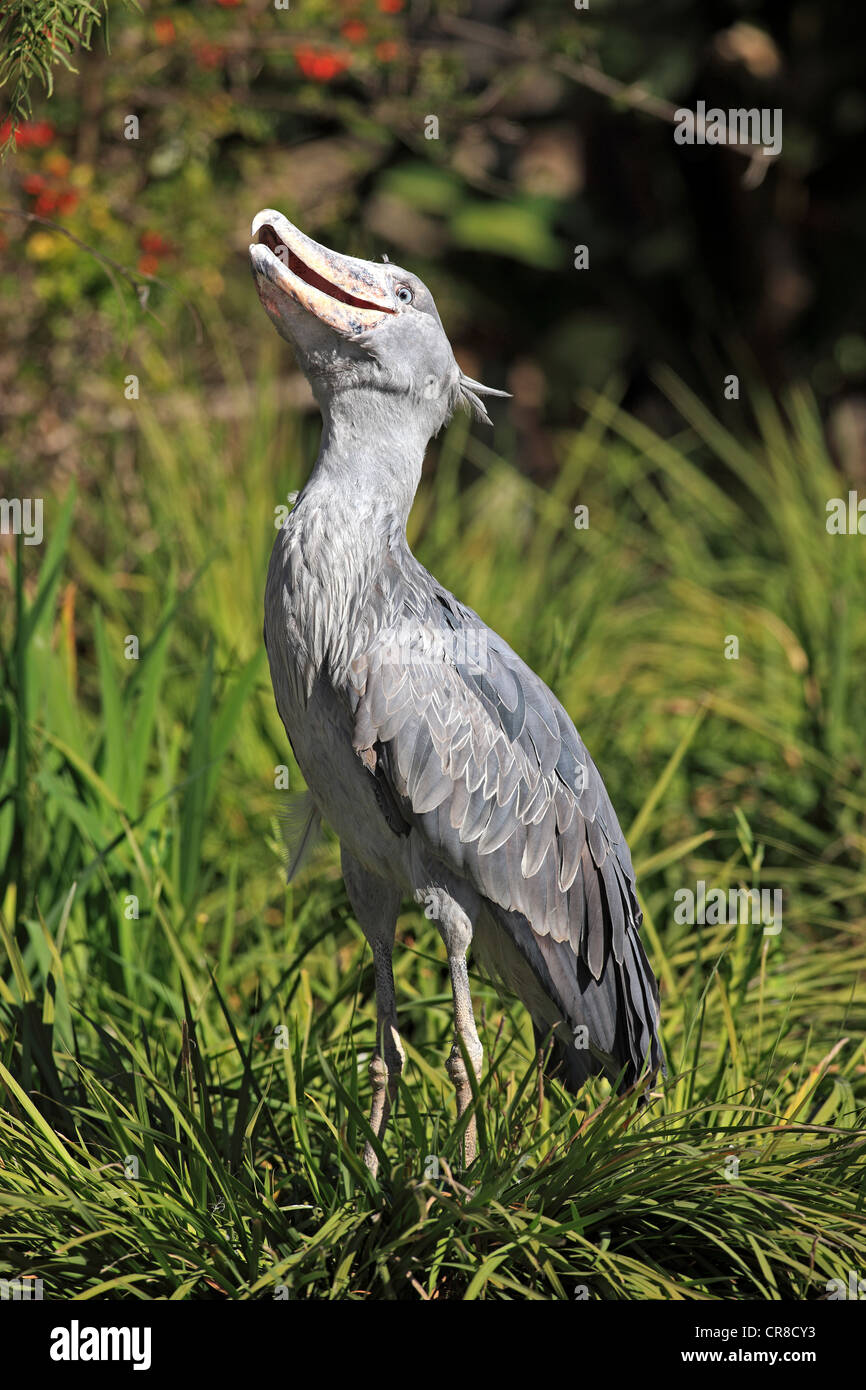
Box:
[451,200,562,268]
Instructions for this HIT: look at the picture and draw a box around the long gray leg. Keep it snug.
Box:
[342,849,404,1176]
[421,883,484,1169]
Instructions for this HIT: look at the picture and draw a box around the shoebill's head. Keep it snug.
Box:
[249,209,507,440]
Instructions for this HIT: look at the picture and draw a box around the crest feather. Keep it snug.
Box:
[457,371,510,427]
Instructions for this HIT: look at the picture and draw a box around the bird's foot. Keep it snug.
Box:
[446,1044,481,1167]
[363,1054,391,1177]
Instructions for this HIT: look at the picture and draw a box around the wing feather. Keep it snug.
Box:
[350,582,656,1064]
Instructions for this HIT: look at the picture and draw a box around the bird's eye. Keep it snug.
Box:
[395,284,414,304]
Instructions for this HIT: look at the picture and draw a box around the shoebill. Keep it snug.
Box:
[249,209,662,1175]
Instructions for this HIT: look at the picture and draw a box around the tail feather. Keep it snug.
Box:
[475,901,663,1097]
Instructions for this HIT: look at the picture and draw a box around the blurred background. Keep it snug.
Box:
[2,0,866,484]
[0,0,865,1299]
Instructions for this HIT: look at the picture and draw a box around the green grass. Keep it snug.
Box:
[1,340,864,1298]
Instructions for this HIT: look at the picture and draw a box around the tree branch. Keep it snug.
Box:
[0,207,203,344]
[436,15,778,188]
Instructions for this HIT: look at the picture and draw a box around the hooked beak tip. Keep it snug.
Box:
[249,208,398,337]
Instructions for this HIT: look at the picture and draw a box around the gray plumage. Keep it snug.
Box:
[249,209,662,1168]
[278,790,322,882]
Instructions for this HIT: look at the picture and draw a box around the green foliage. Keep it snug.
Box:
[3,0,863,475]
[1,361,863,1298]
[0,0,136,153]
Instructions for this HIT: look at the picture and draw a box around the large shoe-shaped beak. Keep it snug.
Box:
[249,209,398,338]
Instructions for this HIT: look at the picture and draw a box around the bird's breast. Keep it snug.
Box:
[263,510,392,743]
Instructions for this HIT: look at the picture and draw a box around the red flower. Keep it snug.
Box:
[294,47,349,81]
[22,173,47,195]
[375,40,399,61]
[138,254,160,276]
[316,54,348,79]
[55,190,79,215]
[140,230,173,255]
[34,190,59,215]
[153,17,175,44]
[377,0,403,11]
[341,20,367,41]
[193,42,226,70]
[14,120,55,149]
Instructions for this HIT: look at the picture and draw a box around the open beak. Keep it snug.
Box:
[249,209,397,338]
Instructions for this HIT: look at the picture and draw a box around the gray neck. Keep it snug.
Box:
[272,386,432,693]
[306,386,430,533]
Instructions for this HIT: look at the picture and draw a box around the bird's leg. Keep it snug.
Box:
[445,951,484,1169]
[364,936,405,1175]
[341,850,403,1178]
[427,887,483,1171]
